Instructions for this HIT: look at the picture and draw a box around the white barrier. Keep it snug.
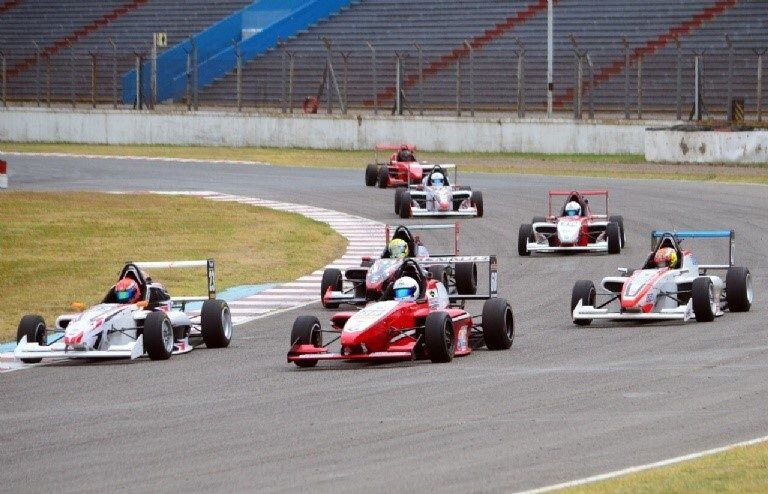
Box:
[645,129,768,164]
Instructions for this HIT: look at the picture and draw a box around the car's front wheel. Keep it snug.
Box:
[365,164,379,186]
[571,280,596,326]
[144,312,174,360]
[17,315,47,364]
[424,312,455,363]
[481,297,514,350]
[290,316,323,368]
[518,224,534,256]
[692,277,716,322]
[725,266,752,312]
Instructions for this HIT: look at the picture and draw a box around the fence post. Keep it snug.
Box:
[288,50,295,113]
[108,38,117,109]
[464,40,474,117]
[89,51,96,109]
[455,57,461,117]
[394,53,402,116]
[413,42,423,115]
[340,51,350,115]
[134,52,142,110]
[586,53,595,119]
[45,56,51,107]
[0,51,5,108]
[569,35,583,120]
[150,36,157,109]
[675,36,682,120]
[636,57,643,119]
[756,49,766,122]
[233,39,242,112]
[190,37,198,111]
[621,36,630,119]
[32,41,41,107]
[68,41,75,108]
[725,34,733,121]
[513,37,525,118]
[280,41,287,113]
[185,49,192,111]
[366,41,377,115]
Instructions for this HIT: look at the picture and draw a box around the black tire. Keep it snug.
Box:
[399,191,413,219]
[394,187,404,215]
[143,312,174,360]
[692,277,716,322]
[201,299,233,348]
[427,265,448,285]
[481,297,514,350]
[377,165,389,188]
[424,312,454,363]
[471,190,484,217]
[518,223,534,256]
[290,316,323,367]
[571,280,596,326]
[725,266,752,312]
[454,262,477,295]
[320,268,343,309]
[609,215,626,247]
[606,222,621,254]
[532,216,548,224]
[365,163,379,186]
[16,315,46,364]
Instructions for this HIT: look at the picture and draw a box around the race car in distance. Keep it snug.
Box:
[321,223,479,308]
[365,144,431,188]
[289,257,512,367]
[14,260,232,363]
[518,189,624,256]
[571,230,753,325]
[395,164,483,218]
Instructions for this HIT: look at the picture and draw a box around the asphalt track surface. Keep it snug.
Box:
[2,155,768,493]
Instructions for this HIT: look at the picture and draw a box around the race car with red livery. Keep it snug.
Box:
[571,230,753,325]
[365,144,437,188]
[518,189,625,256]
[288,257,513,367]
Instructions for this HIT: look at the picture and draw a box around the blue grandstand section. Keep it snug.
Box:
[121,0,354,104]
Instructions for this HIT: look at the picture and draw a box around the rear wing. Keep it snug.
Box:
[385,223,460,256]
[651,230,735,269]
[548,189,609,217]
[420,255,499,301]
[374,144,416,164]
[132,259,216,302]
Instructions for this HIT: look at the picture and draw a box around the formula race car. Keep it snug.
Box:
[518,189,624,256]
[571,230,753,325]
[321,223,479,308]
[365,144,431,188]
[288,257,512,367]
[395,164,483,218]
[14,260,233,363]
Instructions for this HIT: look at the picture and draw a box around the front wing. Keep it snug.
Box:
[572,300,694,322]
[526,241,608,253]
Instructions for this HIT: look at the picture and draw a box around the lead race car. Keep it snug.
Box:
[365,144,431,188]
[518,189,624,256]
[288,257,512,366]
[321,223,479,308]
[571,230,753,325]
[14,260,233,363]
[395,164,483,218]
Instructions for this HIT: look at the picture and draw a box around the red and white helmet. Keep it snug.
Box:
[115,278,141,304]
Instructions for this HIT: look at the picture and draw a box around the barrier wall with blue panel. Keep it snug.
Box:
[122,0,353,104]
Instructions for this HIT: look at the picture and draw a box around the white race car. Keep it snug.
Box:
[571,230,753,324]
[14,260,233,363]
[395,164,483,218]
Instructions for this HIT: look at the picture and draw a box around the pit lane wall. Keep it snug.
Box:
[1,107,659,154]
[645,128,768,164]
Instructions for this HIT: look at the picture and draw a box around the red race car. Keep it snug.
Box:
[365,144,433,188]
[288,257,513,367]
[518,189,625,256]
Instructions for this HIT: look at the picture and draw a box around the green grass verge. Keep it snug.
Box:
[0,192,345,341]
[559,441,768,493]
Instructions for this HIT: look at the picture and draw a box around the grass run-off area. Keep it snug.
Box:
[3,142,768,185]
[559,441,768,494]
[0,192,345,342]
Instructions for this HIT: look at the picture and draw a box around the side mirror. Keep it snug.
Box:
[617,267,628,276]
[71,302,85,312]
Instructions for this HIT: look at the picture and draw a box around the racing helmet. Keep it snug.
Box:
[388,238,409,259]
[430,172,445,187]
[654,247,678,268]
[564,200,582,217]
[393,276,419,301]
[397,146,414,162]
[115,277,141,303]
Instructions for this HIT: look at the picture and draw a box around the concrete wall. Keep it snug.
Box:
[0,107,660,154]
[645,129,768,164]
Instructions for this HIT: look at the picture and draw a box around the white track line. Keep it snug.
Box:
[516,434,768,494]
[0,151,271,166]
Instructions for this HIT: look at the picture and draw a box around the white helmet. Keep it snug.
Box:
[564,200,582,217]
[430,172,445,187]
[392,276,419,301]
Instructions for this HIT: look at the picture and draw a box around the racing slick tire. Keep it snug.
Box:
[532,216,548,224]
[609,215,626,247]
[377,166,389,189]
[454,262,478,295]
[518,224,534,256]
[471,190,484,217]
[692,277,716,322]
[606,222,622,254]
[144,312,174,360]
[365,164,379,186]
[17,314,46,363]
[427,265,448,285]
[201,299,233,348]
[320,268,343,309]
[424,312,455,363]
[290,316,323,367]
[399,191,413,219]
[725,266,753,312]
[394,187,405,215]
[571,280,596,326]
[481,297,514,350]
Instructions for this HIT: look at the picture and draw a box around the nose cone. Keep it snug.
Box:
[557,220,581,244]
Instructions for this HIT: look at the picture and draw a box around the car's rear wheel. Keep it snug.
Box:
[427,265,448,286]
[365,164,379,186]
[377,166,389,189]
[394,187,405,215]
[399,191,413,218]
[454,262,477,295]
[606,222,622,254]
[471,190,484,217]
[518,224,534,256]
[17,315,46,364]
[320,268,343,309]
[692,277,716,322]
[201,299,233,348]
[609,215,626,247]
[424,312,454,363]
[571,280,596,326]
[291,316,323,367]
[144,312,174,360]
[725,266,752,312]
[481,298,514,350]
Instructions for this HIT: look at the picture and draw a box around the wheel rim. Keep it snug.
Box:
[34,322,45,345]
[505,309,514,340]
[746,274,754,304]
[443,320,454,354]
[221,306,233,340]
[708,283,716,314]
[311,323,322,346]
[161,319,174,353]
